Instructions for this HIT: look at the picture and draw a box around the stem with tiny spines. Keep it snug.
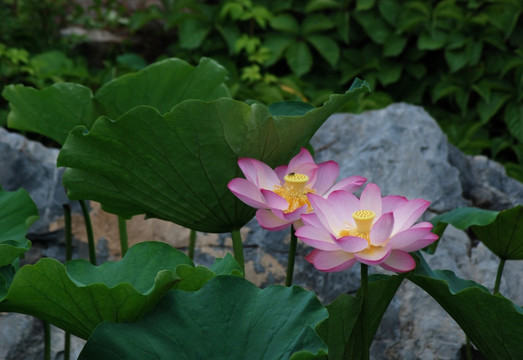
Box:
[79,199,96,265]
[285,226,298,287]
[231,229,245,274]
[188,229,197,260]
[360,263,370,360]
[118,216,128,257]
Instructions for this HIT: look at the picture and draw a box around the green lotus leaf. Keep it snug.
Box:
[2,57,230,145]
[427,207,499,254]
[174,253,243,291]
[2,82,98,145]
[0,241,193,339]
[0,265,15,300]
[79,276,328,359]
[57,80,370,233]
[0,186,39,267]
[316,273,403,360]
[94,57,231,119]
[471,205,523,260]
[409,253,523,360]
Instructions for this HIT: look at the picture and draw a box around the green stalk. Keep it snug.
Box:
[63,205,72,360]
[231,229,245,274]
[360,263,370,360]
[465,336,473,360]
[493,258,506,294]
[118,216,128,257]
[44,321,51,360]
[188,229,197,260]
[79,199,96,265]
[285,226,298,287]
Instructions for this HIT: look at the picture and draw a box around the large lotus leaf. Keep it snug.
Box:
[427,207,499,254]
[316,273,403,360]
[2,82,98,145]
[79,276,328,360]
[409,253,523,360]
[0,186,39,266]
[2,57,230,145]
[57,80,370,233]
[94,57,231,119]
[0,241,193,339]
[174,253,243,291]
[0,265,15,299]
[471,205,523,260]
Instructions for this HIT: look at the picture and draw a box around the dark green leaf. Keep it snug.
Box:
[58,82,370,233]
[270,14,300,34]
[356,0,375,11]
[269,101,315,116]
[0,186,38,267]
[504,102,523,143]
[79,276,328,359]
[178,18,211,49]
[383,34,407,57]
[307,35,339,67]
[286,41,313,76]
[477,91,513,124]
[472,205,523,260]
[3,83,98,145]
[409,253,523,360]
[377,60,402,86]
[316,274,403,360]
[427,207,499,254]
[263,33,294,66]
[417,30,447,50]
[94,57,231,119]
[355,10,392,44]
[305,0,342,12]
[0,241,192,339]
[302,14,334,34]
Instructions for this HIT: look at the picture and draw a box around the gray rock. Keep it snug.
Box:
[0,127,74,235]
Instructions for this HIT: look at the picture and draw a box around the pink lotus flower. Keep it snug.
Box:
[295,183,438,273]
[227,148,366,231]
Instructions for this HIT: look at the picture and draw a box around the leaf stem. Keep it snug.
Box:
[118,216,128,257]
[285,226,298,287]
[231,229,245,274]
[63,204,72,360]
[44,321,51,360]
[360,263,370,360]
[63,204,73,261]
[465,336,473,360]
[493,258,506,294]
[79,200,96,265]
[188,229,197,260]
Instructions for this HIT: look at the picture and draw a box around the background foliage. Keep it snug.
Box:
[1,0,522,180]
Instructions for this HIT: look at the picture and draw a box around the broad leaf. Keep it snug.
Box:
[286,41,313,77]
[427,207,499,254]
[2,58,231,145]
[0,265,15,299]
[0,241,192,339]
[0,186,39,267]
[3,83,97,145]
[409,253,523,360]
[471,205,523,260]
[307,35,340,67]
[316,274,403,360]
[95,57,231,119]
[79,276,328,359]
[57,82,370,233]
[174,253,243,291]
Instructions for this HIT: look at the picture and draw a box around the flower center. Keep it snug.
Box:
[273,173,315,213]
[339,209,376,242]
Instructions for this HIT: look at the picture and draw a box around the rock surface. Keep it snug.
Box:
[1,103,522,359]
